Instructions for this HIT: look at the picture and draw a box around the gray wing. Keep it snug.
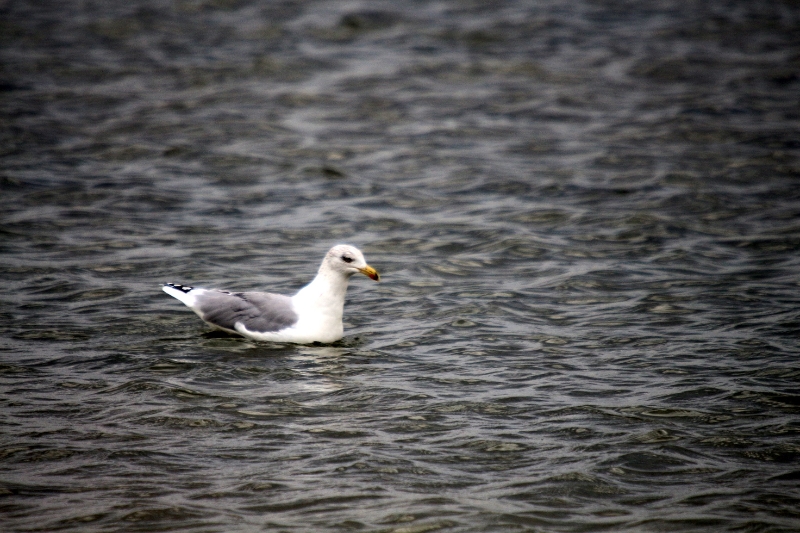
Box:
[196,290,298,333]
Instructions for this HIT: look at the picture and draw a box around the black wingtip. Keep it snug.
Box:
[164,283,194,293]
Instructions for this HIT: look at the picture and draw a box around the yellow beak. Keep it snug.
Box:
[358,265,380,281]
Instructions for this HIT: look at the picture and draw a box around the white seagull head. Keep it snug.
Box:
[322,244,380,281]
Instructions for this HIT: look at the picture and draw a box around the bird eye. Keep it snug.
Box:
[342,255,353,263]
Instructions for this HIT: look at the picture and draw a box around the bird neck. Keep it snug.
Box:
[294,267,350,311]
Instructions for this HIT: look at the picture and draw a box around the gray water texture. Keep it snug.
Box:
[1,0,799,531]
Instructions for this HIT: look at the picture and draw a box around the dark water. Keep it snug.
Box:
[2,0,800,531]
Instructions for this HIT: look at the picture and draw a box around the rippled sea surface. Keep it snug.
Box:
[2,1,800,531]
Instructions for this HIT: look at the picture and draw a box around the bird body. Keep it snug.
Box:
[163,244,379,344]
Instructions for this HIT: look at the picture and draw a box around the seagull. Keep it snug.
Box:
[162,244,380,344]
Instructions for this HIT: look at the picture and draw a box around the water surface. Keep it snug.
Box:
[1,0,799,531]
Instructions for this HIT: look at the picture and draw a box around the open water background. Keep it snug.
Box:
[2,0,800,531]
